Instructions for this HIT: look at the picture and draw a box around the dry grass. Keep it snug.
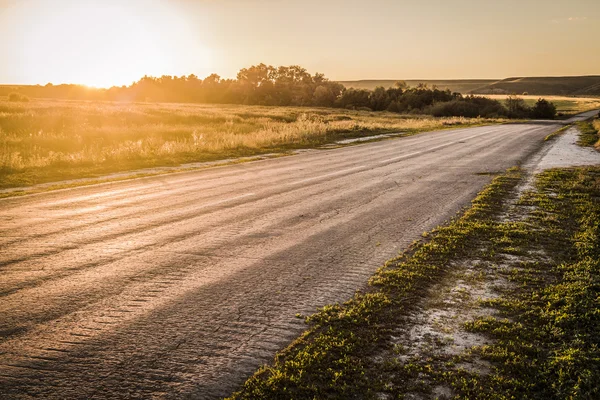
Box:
[483,95,600,115]
[0,98,501,188]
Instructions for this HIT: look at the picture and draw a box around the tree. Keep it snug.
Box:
[505,95,530,118]
[370,87,390,111]
[394,81,408,90]
[313,85,335,107]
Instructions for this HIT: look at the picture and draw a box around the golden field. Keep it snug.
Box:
[0,98,500,189]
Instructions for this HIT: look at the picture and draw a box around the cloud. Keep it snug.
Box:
[550,16,588,24]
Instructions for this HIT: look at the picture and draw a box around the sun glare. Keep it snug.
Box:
[15,1,212,88]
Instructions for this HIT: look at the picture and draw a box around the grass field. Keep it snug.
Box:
[483,94,600,115]
[0,98,500,189]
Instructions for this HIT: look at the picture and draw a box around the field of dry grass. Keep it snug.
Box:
[0,98,501,189]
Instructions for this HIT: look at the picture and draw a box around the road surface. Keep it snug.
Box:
[0,120,574,398]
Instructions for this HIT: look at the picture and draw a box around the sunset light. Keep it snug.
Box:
[2,0,213,87]
[1,0,599,399]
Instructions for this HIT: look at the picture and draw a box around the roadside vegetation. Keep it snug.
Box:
[0,99,498,189]
[576,117,600,148]
[229,165,600,399]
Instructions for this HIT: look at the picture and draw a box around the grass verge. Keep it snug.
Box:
[576,120,600,148]
[544,124,571,141]
[228,165,600,399]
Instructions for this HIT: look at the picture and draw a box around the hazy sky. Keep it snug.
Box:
[1,0,599,87]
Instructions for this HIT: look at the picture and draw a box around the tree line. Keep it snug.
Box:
[4,64,557,119]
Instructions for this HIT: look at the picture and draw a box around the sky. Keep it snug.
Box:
[0,0,599,87]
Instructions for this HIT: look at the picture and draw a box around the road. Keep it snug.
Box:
[0,119,573,398]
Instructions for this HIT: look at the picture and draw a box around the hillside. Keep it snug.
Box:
[338,79,498,93]
[471,75,600,96]
[339,76,600,96]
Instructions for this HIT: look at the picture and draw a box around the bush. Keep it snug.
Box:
[504,95,530,118]
[429,96,506,118]
[8,92,29,102]
[530,98,557,119]
[430,100,481,118]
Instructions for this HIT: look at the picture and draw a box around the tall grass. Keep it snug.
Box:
[0,98,500,188]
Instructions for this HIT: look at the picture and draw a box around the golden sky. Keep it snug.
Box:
[1,0,599,87]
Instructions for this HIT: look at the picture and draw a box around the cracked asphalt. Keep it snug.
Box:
[0,121,567,398]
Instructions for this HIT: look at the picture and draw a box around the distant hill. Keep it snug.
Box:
[337,80,499,93]
[339,76,600,97]
[471,76,600,96]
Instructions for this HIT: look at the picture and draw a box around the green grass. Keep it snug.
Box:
[545,125,571,141]
[449,168,600,399]
[0,98,500,190]
[576,121,600,148]
[229,166,600,399]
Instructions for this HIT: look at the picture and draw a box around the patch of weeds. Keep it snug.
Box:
[440,167,600,399]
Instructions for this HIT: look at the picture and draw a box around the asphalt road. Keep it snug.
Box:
[0,119,573,398]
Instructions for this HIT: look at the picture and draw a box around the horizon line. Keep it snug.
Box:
[2,73,600,90]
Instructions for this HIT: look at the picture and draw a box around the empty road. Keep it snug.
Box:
[0,120,571,398]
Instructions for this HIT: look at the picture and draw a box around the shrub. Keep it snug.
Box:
[429,96,506,118]
[430,100,481,118]
[504,95,530,118]
[8,92,29,102]
[530,98,557,119]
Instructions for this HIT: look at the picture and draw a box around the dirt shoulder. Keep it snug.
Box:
[228,163,600,399]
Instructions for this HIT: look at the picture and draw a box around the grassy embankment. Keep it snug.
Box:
[576,119,600,148]
[229,165,600,399]
[0,98,500,190]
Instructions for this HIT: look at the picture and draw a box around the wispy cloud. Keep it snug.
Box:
[550,16,588,24]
